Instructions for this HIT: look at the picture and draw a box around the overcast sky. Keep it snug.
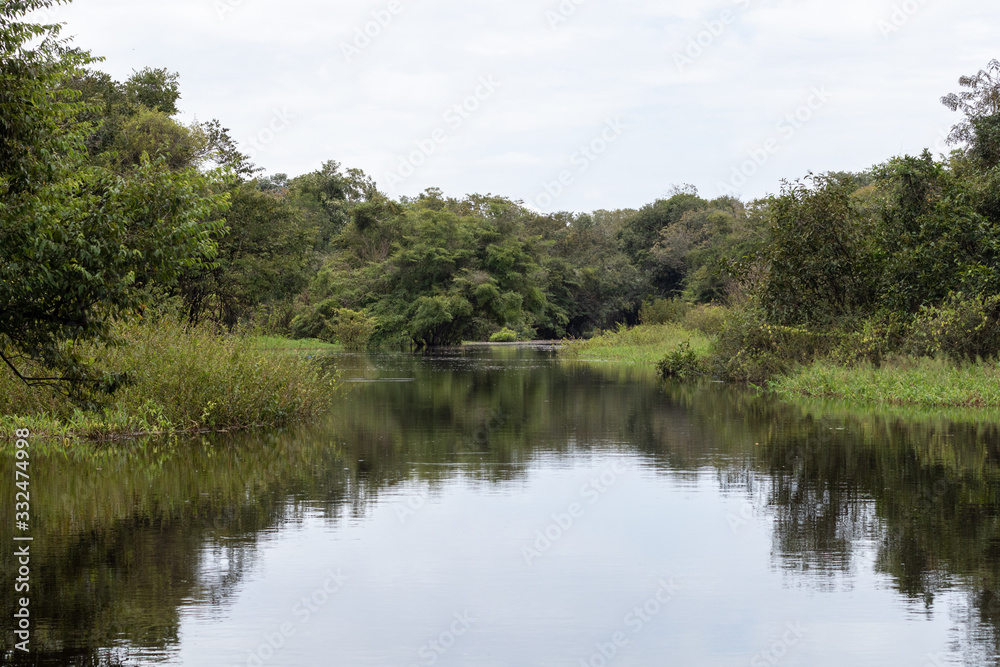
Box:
[40,0,999,213]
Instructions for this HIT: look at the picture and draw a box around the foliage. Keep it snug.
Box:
[639,297,690,325]
[906,292,1000,362]
[176,181,315,329]
[490,328,519,343]
[942,59,1000,167]
[757,173,879,326]
[875,152,1000,313]
[682,304,728,336]
[656,341,706,379]
[326,308,375,350]
[287,160,373,253]
[296,192,572,347]
[617,186,704,290]
[0,1,230,400]
[708,304,832,384]
[828,313,908,367]
[0,318,340,438]
[0,156,228,399]
[546,209,645,334]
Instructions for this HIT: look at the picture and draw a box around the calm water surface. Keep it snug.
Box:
[4,347,1000,665]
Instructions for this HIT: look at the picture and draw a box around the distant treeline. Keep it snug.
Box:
[149,58,1000,355]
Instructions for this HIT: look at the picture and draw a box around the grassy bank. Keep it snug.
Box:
[256,335,343,353]
[774,357,1000,408]
[562,298,1000,409]
[561,324,712,365]
[0,319,341,441]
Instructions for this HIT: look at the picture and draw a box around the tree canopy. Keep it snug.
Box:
[0,0,228,399]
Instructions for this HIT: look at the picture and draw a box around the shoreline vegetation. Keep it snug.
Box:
[560,300,1000,410]
[0,319,340,444]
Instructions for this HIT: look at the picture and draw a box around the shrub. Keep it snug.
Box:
[657,341,706,380]
[829,313,909,366]
[289,297,339,340]
[490,328,519,343]
[709,305,831,384]
[906,292,1000,362]
[639,297,690,325]
[327,308,375,351]
[682,304,727,336]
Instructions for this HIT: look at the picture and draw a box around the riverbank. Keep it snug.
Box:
[773,357,1000,408]
[0,319,340,443]
[560,320,1000,409]
[256,336,343,353]
[560,324,711,365]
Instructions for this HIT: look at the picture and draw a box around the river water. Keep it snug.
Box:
[3,347,1000,665]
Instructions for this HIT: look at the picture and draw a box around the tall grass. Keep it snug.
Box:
[774,356,1000,408]
[255,335,343,352]
[0,318,341,440]
[563,324,712,365]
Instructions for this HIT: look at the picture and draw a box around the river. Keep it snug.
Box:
[3,346,1000,665]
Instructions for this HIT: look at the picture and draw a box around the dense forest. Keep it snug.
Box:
[45,58,1000,353]
[5,0,1000,395]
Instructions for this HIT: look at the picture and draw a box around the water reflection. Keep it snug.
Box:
[2,348,1000,664]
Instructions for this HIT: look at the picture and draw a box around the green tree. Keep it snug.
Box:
[758,174,880,326]
[176,182,316,329]
[875,152,1000,312]
[617,186,708,295]
[0,0,228,397]
[289,160,373,253]
[942,59,1000,167]
[546,210,644,334]
[123,66,180,114]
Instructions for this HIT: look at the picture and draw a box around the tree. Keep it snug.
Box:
[758,174,879,326]
[123,66,180,115]
[875,152,1000,312]
[177,182,315,329]
[942,59,1000,167]
[617,188,708,295]
[68,67,256,177]
[0,0,228,398]
[289,160,372,253]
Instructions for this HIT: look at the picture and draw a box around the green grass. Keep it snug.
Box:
[562,324,712,365]
[255,335,343,352]
[774,356,1000,408]
[0,319,342,442]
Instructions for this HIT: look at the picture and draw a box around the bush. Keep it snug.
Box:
[639,297,690,325]
[656,341,706,380]
[682,304,727,335]
[709,305,832,384]
[906,292,1000,362]
[829,313,909,366]
[490,328,519,343]
[289,297,339,340]
[327,308,375,351]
